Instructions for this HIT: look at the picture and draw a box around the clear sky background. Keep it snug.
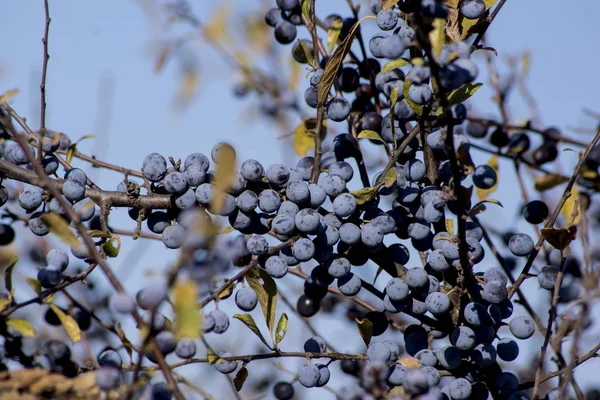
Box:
[2,1,600,399]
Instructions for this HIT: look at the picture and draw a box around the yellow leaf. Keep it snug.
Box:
[521,51,531,77]
[173,280,201,338]
[177,69,199,105]
[402,79,423,116]
[292,118,326,157]
[350,185,381,205]
[460,0,497,39]
[66,144,77,164]
[301,0,310,21]
[50,304,81,343]
[26,277,41,295]
[275,313,288,345]
[327,18,343,53]
[41,213,84,249]
[0,297,10,313]
[207,348,219,364]
[446,83,483,105]
[389,87,400,109]
[211,143,237,214]
[233,366,248,392]
[429,18,446,60]
[382,0,401,9]
[381,58,411,73]
[289,57,301,92]
[534,174,569,192]
[382,168,397,188]
[317,16,374,106]
[154,45,171,74]
[476,155,499,201]
[355,318,373,347]
[220,226,234,235]
[358,130,385,144]
[561,186,582,226]
[398,357,421,369]
[0,89,18,104]
[445,219,454,235]
[202,2,230,43]
[7,318,36,337]
[75,134,96,144]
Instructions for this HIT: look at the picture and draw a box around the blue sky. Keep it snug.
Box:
[2,0,600,398]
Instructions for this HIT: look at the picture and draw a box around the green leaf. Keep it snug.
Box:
[66,144,77,164]
[233,366,249,392]
[355,318,373,347]
[246,268,278,334]
[381,58,410,73]
[317,16,374,106]
[233,313,272,349]
[429,18,446,60]
[447,83,483,105]
[3,256,18,293]
[402,79,423,116]
[358,130,385,143]
[389,87,400,109]
[350,185,381,205]
[541,226,577,250]
[327,18,343,53]
[534,174,570,192]
[173,280,201,338]
[301,0,310,21]
[41,213,84,249]
[275,313,289,345]
[102,235,121,258]
[7,318,36,337]
[0,89,18,104]
[26,278,41,295]
[50,304,81,343]
[293,39,314,65]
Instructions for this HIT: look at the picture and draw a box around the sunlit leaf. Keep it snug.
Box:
[301,0,310,21]
[292,118,326,157]
[350,185,381,205]
[382,168,397,188]
[0,297,10,313]
[66,144,77,164]
[154,45,172,74]
[246,268,278,334]
[541,226,577,250]
[50,304,81,343]
[41,213,83,249]
[459,0,497,39]
[561,186,582,226]
[381,58,410,73]
[7,318,36,337]
[233,366,248,391]
[382,0,401,9]
[202,2,231,43]
[0,89,18,104]
[445,219,454,235]
[4,256,18,293]
[173,280,201,338]
[327,18,343,53]
[211,143,237,214]
[317,16,374,106]
[26,278,41,295]
[429,18,446,60]
[233,313,271,349]
[355,318,373,347]
[275,313,288,345]
[207,348,218,364]
[75,134,96,145]
[358,130,385,143]
[534,174,569,192]
[476,154,499,201]
[447,83,483,105]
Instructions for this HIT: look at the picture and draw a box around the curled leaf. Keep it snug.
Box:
[381,58,410,73]
[541,226,577,250]
[358,130,385,143]
[350,185,381,205]
[534,174,569,192]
